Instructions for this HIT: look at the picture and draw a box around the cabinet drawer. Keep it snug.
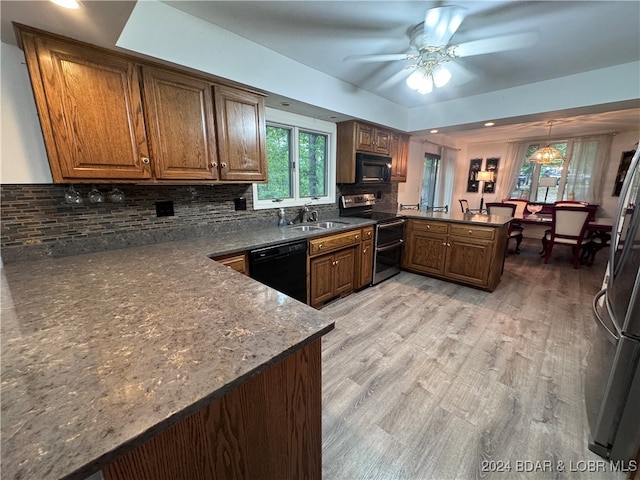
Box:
[362,226,374,241]
[309,229,361,256]
[449,224,495,240]
[411,220,449,235]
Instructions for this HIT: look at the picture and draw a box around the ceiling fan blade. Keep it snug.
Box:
[378,67,413,90]
[423,6,466,47]
[344,53,411,63]
[455,31,539,57]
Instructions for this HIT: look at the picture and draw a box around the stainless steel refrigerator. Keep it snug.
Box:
[586,143,640,465]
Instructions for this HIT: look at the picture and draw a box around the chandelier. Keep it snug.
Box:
[527,121,565,164]
[405,45,457,94]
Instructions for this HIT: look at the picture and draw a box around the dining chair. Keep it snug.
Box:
[502,198,528,232]
[502,198,528,216]
[459,199,469,213]
[486,202,523,254]
[541,206,592,268]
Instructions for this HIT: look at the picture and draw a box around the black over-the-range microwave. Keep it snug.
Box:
[353,152,392,185]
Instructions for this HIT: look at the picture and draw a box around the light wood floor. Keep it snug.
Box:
[321,239,623,479]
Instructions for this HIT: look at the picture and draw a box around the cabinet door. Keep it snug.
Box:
[404,231,448,275]
[355,123,375,152]
[359,239,374,288]
[445,237,492,286]
[391,133,408,182]
[142,67,218,180]
[214,86,267,181]
[23,33,152,181]
[335,248,356,296]
[310,255,335,307]
[373,128,392,155]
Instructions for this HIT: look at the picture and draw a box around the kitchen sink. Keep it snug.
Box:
[288,225,326,231]
[312,221,349,228]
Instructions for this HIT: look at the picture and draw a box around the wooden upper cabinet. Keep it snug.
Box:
[141,67,218,180]
[20,30,152,182]
[16,25,268,184]
[214,86,267,182]
[355,122,391,155]
[390,133,409,183]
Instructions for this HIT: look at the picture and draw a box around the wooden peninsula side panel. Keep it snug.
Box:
[103,339,322,480]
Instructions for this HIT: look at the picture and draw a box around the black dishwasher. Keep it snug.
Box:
[249,240,308,303]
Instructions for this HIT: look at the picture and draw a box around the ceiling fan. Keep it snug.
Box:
[344,5,539,94]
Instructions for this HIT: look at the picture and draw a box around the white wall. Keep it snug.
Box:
[1,42,52,183]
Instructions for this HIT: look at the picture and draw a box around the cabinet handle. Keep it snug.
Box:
[363,248,368,254]
[367,231,372,237]
[427,225,431,229]
[355,235,359,240]
[335,260,339,265]
[142,157,150,164]
[211,162,218,168]
[468,230,473,234]
[442,242,447,246]
[221,162,228,169]
[318,244,324,249]
[447,243,451,247]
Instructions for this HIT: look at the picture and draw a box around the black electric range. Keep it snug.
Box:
[339,194,405,285]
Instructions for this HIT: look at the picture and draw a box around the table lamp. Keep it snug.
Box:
[538,177,559,203]
[477,170,495,212]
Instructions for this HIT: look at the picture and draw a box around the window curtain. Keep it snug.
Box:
[434,146,457,209]
[496,141,528,200]
[565,134,613,204]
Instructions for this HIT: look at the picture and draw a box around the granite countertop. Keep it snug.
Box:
[397,209,513,227]
[0,218,373,479]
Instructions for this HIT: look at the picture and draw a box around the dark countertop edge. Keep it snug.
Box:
[397,210,512,227]
[65,323,335,480]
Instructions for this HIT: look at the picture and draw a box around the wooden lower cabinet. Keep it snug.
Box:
[358,238,374,288]
[402,218,507,291]
[103,339,322,480]
[212,252,249,276]
[310,247,356,308]
[308,228,365,308]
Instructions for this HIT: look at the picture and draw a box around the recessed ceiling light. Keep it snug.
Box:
[484,122,495,127]
[50,0,80,9]
[430,129,439,133]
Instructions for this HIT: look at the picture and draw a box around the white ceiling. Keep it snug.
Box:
[1,0,639,143]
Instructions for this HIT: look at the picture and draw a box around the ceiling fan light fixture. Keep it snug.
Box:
[433,66,452,88]
[406,70,433,93]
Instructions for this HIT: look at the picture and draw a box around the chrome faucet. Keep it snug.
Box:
[287,203,316,224]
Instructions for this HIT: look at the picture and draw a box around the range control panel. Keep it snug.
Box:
[340,193,376,209]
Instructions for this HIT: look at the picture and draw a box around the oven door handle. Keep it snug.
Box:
[376,239,404,252]
[377,219,405,229]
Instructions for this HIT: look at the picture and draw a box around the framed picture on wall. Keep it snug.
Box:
[483,157,499,193]
[466,158,482,192]
[613,150,635,196]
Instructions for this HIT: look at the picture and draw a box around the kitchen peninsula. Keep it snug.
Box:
[0,222,366,479]
[399,209,511,291]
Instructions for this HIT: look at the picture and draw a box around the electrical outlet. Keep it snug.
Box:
[234,197,247,211]
[155,200,174,217]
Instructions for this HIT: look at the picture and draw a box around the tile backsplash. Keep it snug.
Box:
[1,183,397,263]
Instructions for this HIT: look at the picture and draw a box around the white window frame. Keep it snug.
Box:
[252,108,336,210]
